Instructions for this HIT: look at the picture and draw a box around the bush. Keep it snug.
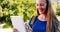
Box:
[0,0,37,28]
[56,9,60,16]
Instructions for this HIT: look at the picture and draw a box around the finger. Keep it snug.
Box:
[13,28,18,32]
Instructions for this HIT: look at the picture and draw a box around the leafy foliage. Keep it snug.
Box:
[0,0,37,28]
[56,9,60,16]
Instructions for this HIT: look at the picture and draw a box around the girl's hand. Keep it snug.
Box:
[25,23,32,32]
[13,28,19,32]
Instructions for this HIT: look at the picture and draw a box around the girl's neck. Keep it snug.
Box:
[40,14,47,17]
[38,14,47,21]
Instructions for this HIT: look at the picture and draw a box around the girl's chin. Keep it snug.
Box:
[39,12,44,14]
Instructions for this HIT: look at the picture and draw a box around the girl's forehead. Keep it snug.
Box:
[36,0,46,3]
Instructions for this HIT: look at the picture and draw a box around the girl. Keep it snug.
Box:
[13,0,59,32]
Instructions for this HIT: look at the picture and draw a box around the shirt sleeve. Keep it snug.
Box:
[55,18,59,32]
[51,18,59,32]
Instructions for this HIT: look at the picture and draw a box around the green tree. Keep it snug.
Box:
[56,9,60,16]
[0,0,37,28]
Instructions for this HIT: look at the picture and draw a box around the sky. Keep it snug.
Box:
[51,0,60,2]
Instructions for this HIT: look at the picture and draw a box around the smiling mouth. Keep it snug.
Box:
[39,9,43,12]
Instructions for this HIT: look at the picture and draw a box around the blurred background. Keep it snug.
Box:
[0,0,60,29]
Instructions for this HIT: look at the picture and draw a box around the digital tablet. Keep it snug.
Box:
[10,16,26,32]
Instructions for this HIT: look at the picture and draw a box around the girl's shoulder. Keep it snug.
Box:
[54,18,59,26]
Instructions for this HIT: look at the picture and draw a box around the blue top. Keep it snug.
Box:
[28,17,59,32]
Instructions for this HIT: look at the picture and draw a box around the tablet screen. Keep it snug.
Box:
[10,16,26,32]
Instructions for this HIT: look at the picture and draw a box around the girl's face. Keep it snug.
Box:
[36,0,47,14]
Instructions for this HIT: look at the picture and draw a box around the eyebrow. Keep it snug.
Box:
[42,0,46,3]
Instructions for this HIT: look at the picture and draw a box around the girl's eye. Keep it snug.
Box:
[40,4,44,6]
